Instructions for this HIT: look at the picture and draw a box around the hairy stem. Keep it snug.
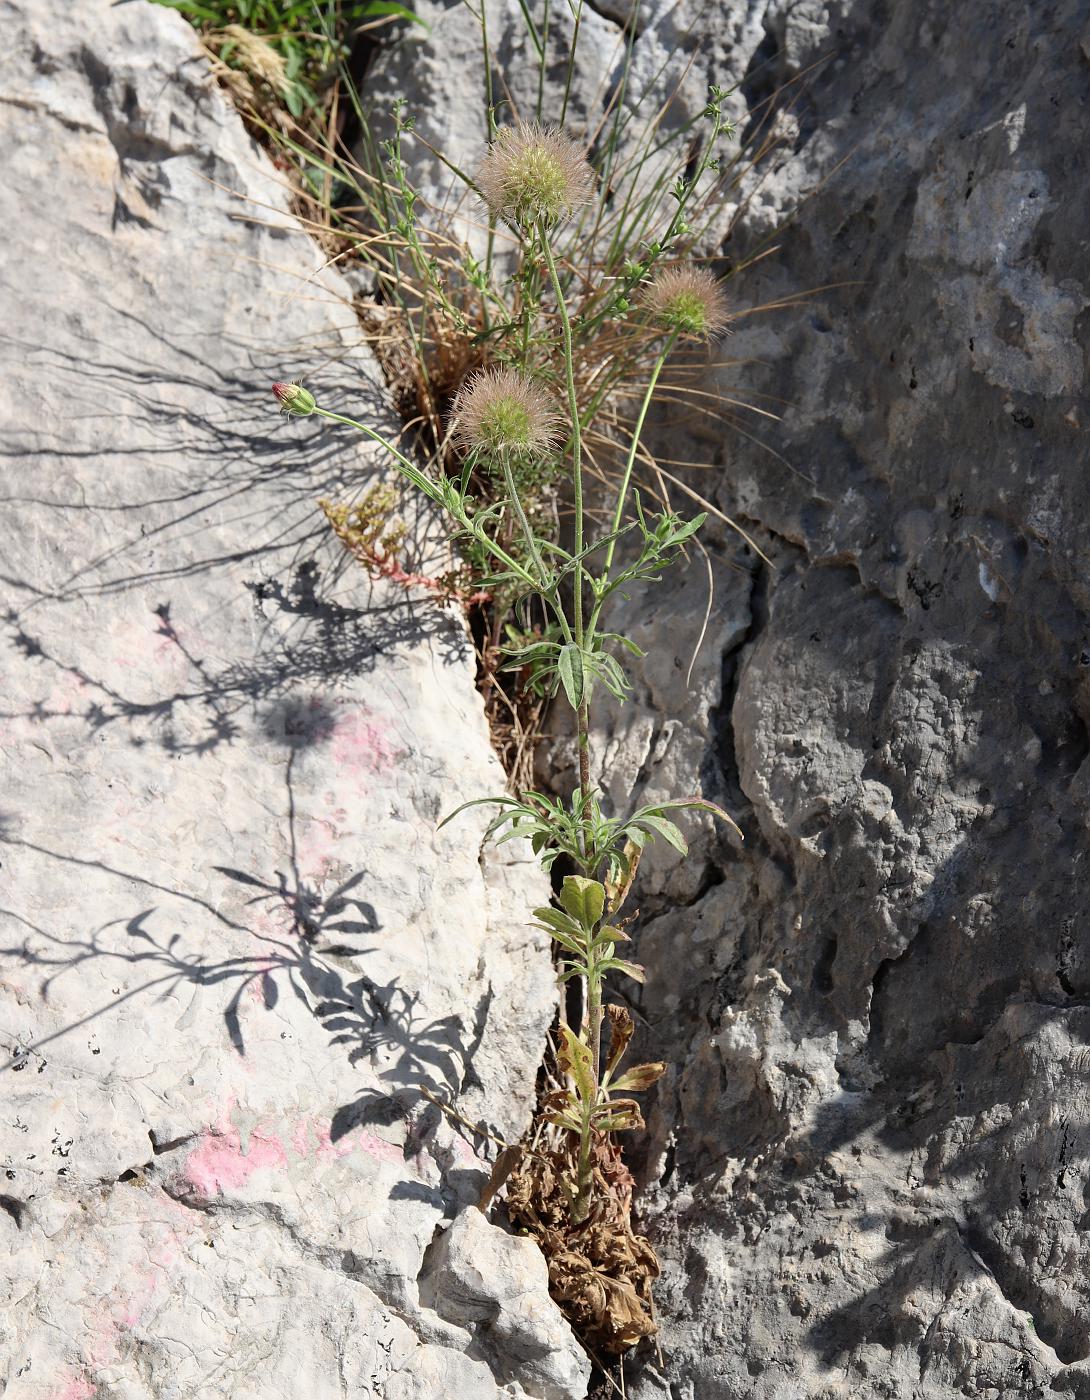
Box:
[573,946,603,1223]
[539,224,591,843]
[577,700,590,802]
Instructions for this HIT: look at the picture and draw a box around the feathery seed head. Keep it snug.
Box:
[452,367,563,460]
[475,124,595,228]
[641,265,731,338]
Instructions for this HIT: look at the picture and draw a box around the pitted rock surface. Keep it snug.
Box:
[0,2,588,1396]
[380,0,1090,1395]
[572,2,1090,1397]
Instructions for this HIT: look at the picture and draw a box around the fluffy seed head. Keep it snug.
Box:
[451,367,563,460]
[641,266,731,338]
[475,124,595,228]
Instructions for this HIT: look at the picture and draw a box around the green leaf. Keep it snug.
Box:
[532,906,584,938]
[543,1109,583,1132]
[436,794,523,830]
[358,0,431,29]
[631,813,688,854]
[531,924,584,957]
[662,511,707,547]
[557,643,585,709]
[559,876,605,930]
[632,796,744,840]
[592,1097,645,1132]
[601,957,646,984]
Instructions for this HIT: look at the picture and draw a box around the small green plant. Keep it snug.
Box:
[272,121,743,1352]
[153,0,423,122]
[161,0,805,789]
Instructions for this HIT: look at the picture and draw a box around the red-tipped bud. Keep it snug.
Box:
[273,381,316,416]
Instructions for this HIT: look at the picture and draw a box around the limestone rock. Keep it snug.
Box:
[420,1207,590,1400]
[586,1,1090,1397]
[371,0,1090,1394]
[0,1,587,1395]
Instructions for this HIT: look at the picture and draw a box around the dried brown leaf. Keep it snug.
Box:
[603,1004,634,1079]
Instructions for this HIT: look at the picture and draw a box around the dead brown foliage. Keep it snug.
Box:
[506,1132,659,1355]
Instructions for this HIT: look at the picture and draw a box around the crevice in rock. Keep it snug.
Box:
[960,1220,1089,1367]
[709,557,764,817]
[0,1194,26,1229]
[867,923,928,1058]
[738,14,783,149]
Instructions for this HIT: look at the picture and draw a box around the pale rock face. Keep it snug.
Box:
[0,1,588,1396]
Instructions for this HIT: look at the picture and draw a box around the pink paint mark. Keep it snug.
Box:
[356,1129,407,1167]
[330,709,399,780]
[315,1122,358,1162]
[451,1132,480,1167]
[288,1116,364,1164]
[52,1379,96,1400]
[182,1104,415,1202]
[294,816,339,885]
[184,1111,288,1197]
[40,671,89,718]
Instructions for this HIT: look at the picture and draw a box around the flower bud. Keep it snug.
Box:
[273,381,316,416]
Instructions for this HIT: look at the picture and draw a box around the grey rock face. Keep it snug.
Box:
[459,0,1088,1394]
[590,2,1090,1397]
[0,1,588,1396]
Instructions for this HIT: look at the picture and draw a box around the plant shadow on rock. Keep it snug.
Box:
[2,308,468,759]
[1,314,496,1167]
[1,732,497,1170]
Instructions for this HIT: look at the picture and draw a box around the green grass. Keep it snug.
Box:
[152,0,424,119]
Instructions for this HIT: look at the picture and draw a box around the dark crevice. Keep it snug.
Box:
[961,1220,1089,1366]
[708,559,765,816]
[812,935,838,994]
[148,1127,197,1155]
[867,924,929,1055]
[738,19,783,149]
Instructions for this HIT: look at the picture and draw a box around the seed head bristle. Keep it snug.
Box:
[451,366,563,460]
[475,123,596,228]
[641,265,731,338]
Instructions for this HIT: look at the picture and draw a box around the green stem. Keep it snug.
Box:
[559,0,584,128]
[573,1101,595,1223]
[497,453,574,645]
[598,330,678,588]
[539,223,591,810]
[312,407,535,587]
